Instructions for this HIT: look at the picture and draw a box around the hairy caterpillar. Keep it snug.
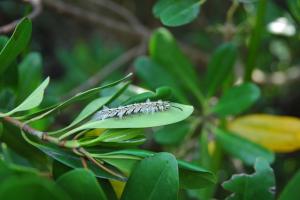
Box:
[92,99,180,121]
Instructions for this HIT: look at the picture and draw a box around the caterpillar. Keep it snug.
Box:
[92,99,179,121]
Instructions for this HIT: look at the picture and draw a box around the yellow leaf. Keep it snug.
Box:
[208,140,216,156]
[110,179,126,199]
[84,128,105,137]
[228,114,300,152]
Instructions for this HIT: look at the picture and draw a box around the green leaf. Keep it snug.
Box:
[59,103,194,139]
[56,169,108,200]
[288,0,300,22]
[177,160,216,189]
[0,77,49,117]
[52,160,72,180]
[22,133,126,181]
[222,158,275,200]
[121,152,179,200]
[215,128,274,166]
[134,56,189,103]
[0,159,14,182]
[0,36,8,50]
[154,121,190,145]
[149,28,204,103]
[101,158,138,177]
[0,88,15,111]
[0,122,2,137]
[278,170,300,200]
[67,97,111,128]
[0,18,32,75]
[153,0,201,27]
[17,73,132,120]
[95,149,216,189]
[79,129,146,147]
[212,83,260,117]
[122,86,172,105]
[1,123,47,168]
[204,43,237,97]
[0,176,71,200]
[244,0,267,81]
[17,52,42,103]
[49,81,130,134]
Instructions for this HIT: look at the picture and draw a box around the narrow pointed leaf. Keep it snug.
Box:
[59,103,193,139]
[0,18,32,75]
[215,128,274,165]
[56,169,108,200]
[212,83,260,117]
[0,77,49,117]
[121,152,179,200]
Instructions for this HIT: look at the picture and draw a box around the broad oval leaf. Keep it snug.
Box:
[0,77,49,117]
[228,114,300,152]
[153,0,201,27]
[212,83,260,117]
[215,128,274,165]
[59,103,194,139]
[0,18,32,75]
[204,43,237,97]
[22,132,127,181]
[121,152,179,200]
[96,149,216,189]
[56,169,108,200]
[0,176,70,200]
[222,158,275,200]
[150,28,203,103]
[278,170,300,200]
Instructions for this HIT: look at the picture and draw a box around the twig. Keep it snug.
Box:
[77,147,126,180]
[0,114,79,148]
[43,0,208,64]
[1,115,44,138]
[42,0,147,38]
[86,0,149,36]
[0,0,42,33]
[63,44,146,99]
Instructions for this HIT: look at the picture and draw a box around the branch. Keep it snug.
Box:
[0,114,79,148]
[43,0,208,64]
[1,115,44,138]
[1,114,125,178]
[86,0,149,36]
[0,0,42,34]
[43,0,148,38]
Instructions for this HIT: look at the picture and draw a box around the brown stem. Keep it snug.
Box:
[43,0,208,65]
[2,115,44,138]
[0,0,42,33]
[77,147,126,180]
[0,114,79,148]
